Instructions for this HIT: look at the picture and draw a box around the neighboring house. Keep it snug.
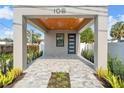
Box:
[13,6,108,70]
[0,41,13,45]
[0,41,13,53]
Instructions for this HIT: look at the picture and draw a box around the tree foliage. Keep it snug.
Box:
[110,21,124,42]
[32,32,41,44]
[0,38,13,42]
[27,30,42,44]
[80,27,94,43]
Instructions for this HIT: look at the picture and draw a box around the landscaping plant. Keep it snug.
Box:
[96,68,124,88]
[108,56,124,80]
[81,49,94,63]
[27,48,33,64]
[27,45,43,64]
[110,21,124,42]
[0,68,22,87]
[0,53,13,74]
[47,72,71,88]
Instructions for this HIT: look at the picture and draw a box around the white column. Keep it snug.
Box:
[94,15,108,70]
[13,16,27,70]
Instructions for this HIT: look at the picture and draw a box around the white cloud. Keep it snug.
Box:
[90,24,94,32]
[108,14,124,39]
[108,16,117,31]
[0,27,13,39]
[4,30,13,39]
[109,15,124,30]
[0,6,13,20]
[117,15,124,21]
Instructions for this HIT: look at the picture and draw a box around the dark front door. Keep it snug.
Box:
[68,34,76,54]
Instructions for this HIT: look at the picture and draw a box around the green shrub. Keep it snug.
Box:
[6,53,13,70]
[27,45,43,64]
[0,53,13,74]
[116,78,124,88]
[81,49,94,63]
[0,68,22,87]
[27,48,33,64]
[96,67,108,78]
[27,45,39,52]
[108,56,124,80]
[108,55,113,72]
[11,68,22,78]
[104,71,120,88]
[96,68,124,88]
[0,71,14,87]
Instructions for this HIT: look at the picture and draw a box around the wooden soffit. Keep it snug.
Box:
[29,17,93,31]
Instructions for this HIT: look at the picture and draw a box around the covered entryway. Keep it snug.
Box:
[13,6,108,71]
[29,17,92,56]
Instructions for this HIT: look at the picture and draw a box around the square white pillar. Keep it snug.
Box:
[94,15,108,70]
[13,16,27,70]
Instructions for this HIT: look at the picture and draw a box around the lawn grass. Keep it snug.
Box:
[47,72,71,88]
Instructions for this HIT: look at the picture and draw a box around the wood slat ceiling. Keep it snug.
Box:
[29,18,93,31]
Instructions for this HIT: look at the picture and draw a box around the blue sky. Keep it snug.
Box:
[0,5,124,39]
[108,5,124,17]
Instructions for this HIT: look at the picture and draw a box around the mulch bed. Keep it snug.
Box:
[4,73,26,88]
[94,73,112,88]
[47,72,71,88]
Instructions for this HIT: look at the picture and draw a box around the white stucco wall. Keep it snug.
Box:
[108,42,124,64]
[44,30,79,56]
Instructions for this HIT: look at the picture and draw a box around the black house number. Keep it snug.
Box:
[54,8,66,14]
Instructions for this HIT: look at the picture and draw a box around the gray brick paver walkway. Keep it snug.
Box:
[13,55,103,88]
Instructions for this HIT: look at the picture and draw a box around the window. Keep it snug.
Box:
[56,33,64,47]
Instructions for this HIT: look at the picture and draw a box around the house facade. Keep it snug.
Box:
[13,6,108,71]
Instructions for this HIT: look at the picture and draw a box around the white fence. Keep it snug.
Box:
[80,43,94,53]
[80,42,124,64]
[108,42,124,64]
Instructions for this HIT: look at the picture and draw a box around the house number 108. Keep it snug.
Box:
[54,8,66,14]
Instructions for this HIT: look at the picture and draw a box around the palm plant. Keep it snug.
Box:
[0,53,13,74]
[32,32,41,44]
[6,53,13,70]
[27,48,33,64]
[108,56,124,80]
[0,54,8,74]
[110,21,124,42]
